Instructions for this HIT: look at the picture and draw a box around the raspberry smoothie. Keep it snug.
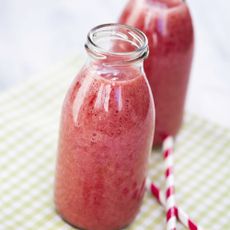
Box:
[119,0,194,145]
[55,24,155,230]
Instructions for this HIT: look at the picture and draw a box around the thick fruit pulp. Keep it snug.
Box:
[55,64,154,230]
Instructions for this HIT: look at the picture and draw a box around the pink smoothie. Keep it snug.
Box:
[55,63,154,229]
[119,0,194,145]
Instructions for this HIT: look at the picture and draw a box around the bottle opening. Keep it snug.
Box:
[147,0,184,9]
[85,23,149,65]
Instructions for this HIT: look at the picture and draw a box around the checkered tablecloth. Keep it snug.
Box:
[0,57,230,230]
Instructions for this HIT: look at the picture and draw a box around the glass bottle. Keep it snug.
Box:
[55,23,155,230]
[119,0,194,145]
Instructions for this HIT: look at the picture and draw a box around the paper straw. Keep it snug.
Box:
[146,178,202,230]
[163,136,177,230]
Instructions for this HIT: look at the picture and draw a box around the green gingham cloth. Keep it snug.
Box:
[0,57,230,230]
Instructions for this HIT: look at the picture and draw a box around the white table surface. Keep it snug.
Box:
[0,0,229,128]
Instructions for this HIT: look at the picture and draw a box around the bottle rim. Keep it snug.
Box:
[85,23,149,65]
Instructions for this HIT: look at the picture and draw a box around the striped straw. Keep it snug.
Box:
[163,136,177,230]
[146,178,202,230]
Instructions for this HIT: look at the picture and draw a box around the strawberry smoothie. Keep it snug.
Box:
[119,0,194,145]
[55,24,155,230]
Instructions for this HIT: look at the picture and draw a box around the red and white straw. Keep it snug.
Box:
[146,178,202,230]
[163,136,177,230]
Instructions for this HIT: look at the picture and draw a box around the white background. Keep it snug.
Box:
[0,0,229,128]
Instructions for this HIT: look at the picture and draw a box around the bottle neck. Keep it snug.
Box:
[85,23,149,67]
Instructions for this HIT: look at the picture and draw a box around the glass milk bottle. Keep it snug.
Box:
[55,24,155,230]
[119,0,194,145]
